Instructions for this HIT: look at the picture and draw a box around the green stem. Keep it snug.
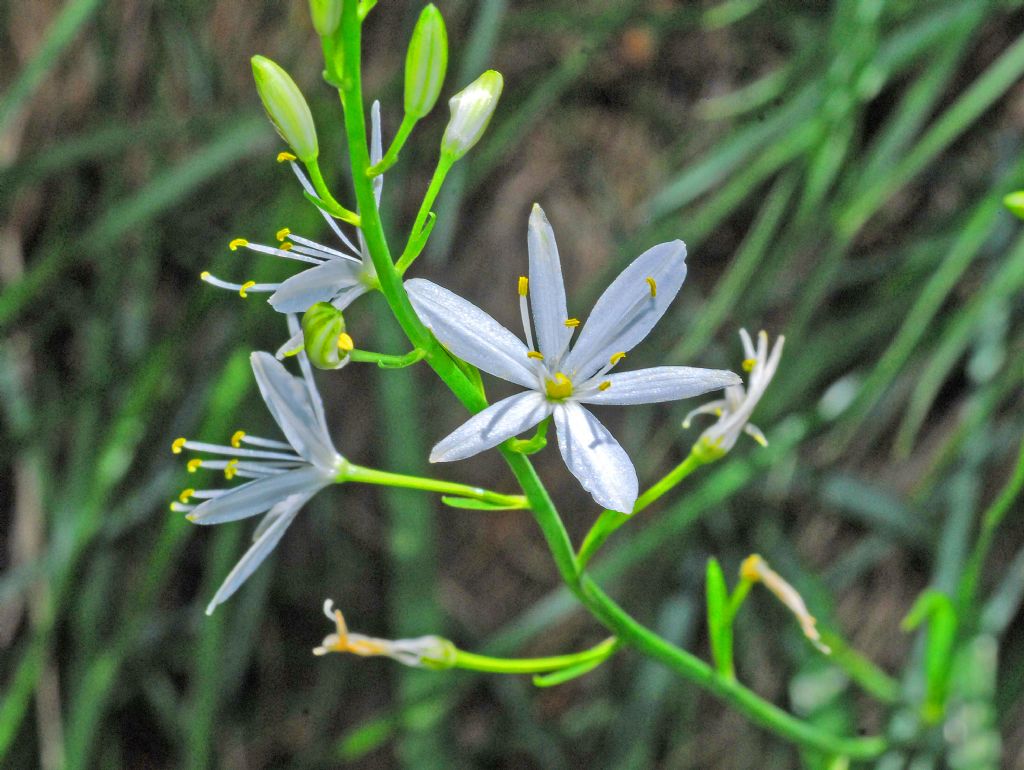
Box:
[452,637,618,675]
[306,158,360,225]
[349,347,426,368]
[342,463,524,509]
[577,450,708,572]
[396,155,454,274]
[367,113,418,177]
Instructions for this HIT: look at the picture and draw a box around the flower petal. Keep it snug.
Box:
[204,491,313,614]
[370,99,384,203]
[578,366,739,406]
[250,352,340,468]
[430,392,551,462]
[188,465,328,525]
[562,240,688,381]
[553,402,638,513]
[268,259,364,314]
[330,281,371,312]
[527,204,573,362]
[406,278,537,389]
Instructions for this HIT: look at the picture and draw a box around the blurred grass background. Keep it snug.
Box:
[2,0,1024,767]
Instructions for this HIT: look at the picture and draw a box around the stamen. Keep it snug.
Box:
[231,431,246,448]
[276,227,291,241]
[224,459,239,480]
[172,437,187,454]
[564,318,580,327]
[199,273,278,294]
[279,242,294,252]
[170,501,194,513]
[179,488,195,503]
[337,333,354,352]
[742,358,757,372]
[229,238,249,251]
[176,440,301,462]
[518,280,536,352]
[277,151,297,162]
[187,459,203,473]
[610,352,626,365]
[544,373,573,400]
[527,351,544,360]
[239,281,256,298]
[517,276,529,296]
[598,381,611,391]
[645,276,657,297]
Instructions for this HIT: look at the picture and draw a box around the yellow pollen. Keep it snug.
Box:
[610,351,626,365]
[742,357,757,372]
[187,459,203,473]
[229,238,248,251]
[527,350,544,360]
[564,318,580,327]
[178,488,195,503]
[277,151,297,162]
[740,554,762,583]
[171,437,187,454]
[224,459,239,480]
[714,408,723,417]
[518,276,529,296]
[337,332,354,352]
[200,271,211,280]
[276,227,291,241]
[279,242,294,251]
[545,372,573,400]
[646,276,657,297]
[239,281,256,298]
[598,380,611,391]
[230,430,246,448]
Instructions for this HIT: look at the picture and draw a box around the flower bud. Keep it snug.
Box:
[308,0,342,37]
[404,5,448,119]
[1005,191,1024,220]
[440,70,503,161]
[302,302,352,370]
[251,55,319,163]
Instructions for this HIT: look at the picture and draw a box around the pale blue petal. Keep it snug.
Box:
[268,259,363,314]
[527,205,573,362]
[430,392,551,462]
[406,278,537,389]
[554,402,637,513]
[578,367,739,406]
[188,466,328,525]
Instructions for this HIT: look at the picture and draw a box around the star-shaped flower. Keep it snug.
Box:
[683,329,783,458]
[172,334,344,614]
[406,204,740,512]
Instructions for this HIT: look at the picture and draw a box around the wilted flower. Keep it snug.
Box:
[314,600,456,669]
[172,341,344,615]
[407,204,739,513]
[741,555,830,654]
[684,329,783,460]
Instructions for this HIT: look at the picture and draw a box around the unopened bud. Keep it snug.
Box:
[302,302,350,370]
[440,70,503,161]
[1005,191,1024,220]
[405,5,448,119]
[251,55,319,162]
[308,0,342,37]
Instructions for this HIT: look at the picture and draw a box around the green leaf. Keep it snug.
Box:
[706,557,734,678]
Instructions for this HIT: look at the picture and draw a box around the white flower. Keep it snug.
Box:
[314,600,456,669]
[171,331,344,615]
[684,329,783,457]
[406,204,740,513]
[201,101,388,353]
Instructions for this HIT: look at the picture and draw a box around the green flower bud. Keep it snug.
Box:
[251,55,319,163]
[302,302,352,370]
[405,5,448,119]
[308,0,342,37]
[1005,191,1024,220]
[440,70,503,161]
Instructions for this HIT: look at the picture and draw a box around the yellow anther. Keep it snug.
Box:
[610,351,626,366]
[277,151,297,163]
[544,372,573,400]
[279,242,294,251]
[178,488,195,503]
[239,280,256,298]
[564,318,580,327]
[171,437,187,454]
[229,238,248,251]
[742,357,757,372]
[337,332,354,352]
[527,350,545,360]
[276,227,291,241]
[645,276,657,297]
[224,459,239,480]
[200,271,211,280]
[740,554,762,583]
[598,380,612,391]
[230,430,246,448]
[518,276,529,296]
[714,408,723,417]
[187,459,203,473]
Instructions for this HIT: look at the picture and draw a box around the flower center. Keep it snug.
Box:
[544,372,573,400]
